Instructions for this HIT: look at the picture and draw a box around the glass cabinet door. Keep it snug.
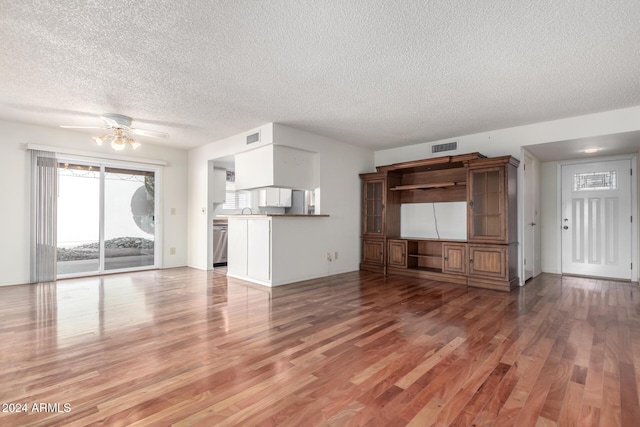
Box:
[469,167,504,241]
[363,180,384,235]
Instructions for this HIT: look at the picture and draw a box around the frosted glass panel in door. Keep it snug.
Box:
[104,167,155,271]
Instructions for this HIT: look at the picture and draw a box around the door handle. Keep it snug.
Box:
[529,222,536,226]
[563,225,569,230]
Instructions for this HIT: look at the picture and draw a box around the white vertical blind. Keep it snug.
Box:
[31,150,58,282]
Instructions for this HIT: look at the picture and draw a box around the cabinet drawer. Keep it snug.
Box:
[468,245,507,279]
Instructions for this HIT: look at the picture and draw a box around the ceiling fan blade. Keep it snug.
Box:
[100,115,121,128]
[60,125,108,129]
[131,128,169,139]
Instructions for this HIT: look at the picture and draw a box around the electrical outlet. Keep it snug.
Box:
[171,208,176,215]
[170,247,176,255]
[326,252,332,261]
[334,251,338,260]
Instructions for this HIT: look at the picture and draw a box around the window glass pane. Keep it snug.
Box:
[573,171,617,191]
[57,163,100,275]
[223,171,252,209]
[473,172,487,194]
[104,168,155,270]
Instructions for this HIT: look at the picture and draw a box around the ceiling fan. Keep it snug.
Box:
[60,113,169,151]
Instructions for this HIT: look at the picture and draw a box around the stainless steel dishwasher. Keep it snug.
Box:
[213,219,228,266]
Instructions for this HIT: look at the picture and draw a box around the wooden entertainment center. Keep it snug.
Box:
[360,152,520,292]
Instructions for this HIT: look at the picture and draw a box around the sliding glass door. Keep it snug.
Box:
[57,160,157,278]
[104,167,155,270]
[57,162,101,275]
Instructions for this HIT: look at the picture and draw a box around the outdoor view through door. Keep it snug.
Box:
[57,161,157,277]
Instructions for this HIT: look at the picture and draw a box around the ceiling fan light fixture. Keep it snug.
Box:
[111,136,126,151]
[128,138,141,150]
[92,127,140,151]
[62,113,169,151]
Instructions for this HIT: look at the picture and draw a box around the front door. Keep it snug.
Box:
[561,159,631,279]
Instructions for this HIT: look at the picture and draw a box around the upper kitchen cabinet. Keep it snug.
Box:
[211,167,227,204]
[235,145,319,190]
[467,156,519,243]
[258,188,292,207]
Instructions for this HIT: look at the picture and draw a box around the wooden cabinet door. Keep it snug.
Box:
[443,243,467,275]
[388,240,407,268]
[362,239,384,265]
[468,245,508,280]
[468,166,506,242]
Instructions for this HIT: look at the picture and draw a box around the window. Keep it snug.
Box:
[573,171,617,191]
[223,171,252,209]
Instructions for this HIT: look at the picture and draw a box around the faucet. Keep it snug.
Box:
[241,207,253,215]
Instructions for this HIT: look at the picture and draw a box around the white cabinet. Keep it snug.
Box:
[227,218,271,284]
[235,145,319,190]
[258,188,292,207]
[278,189,292,207]
[247,219,271,281]
[227,218,248,276]
[212,168,226,204]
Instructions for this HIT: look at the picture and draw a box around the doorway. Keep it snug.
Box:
[57,160,158,277]
[561,158,632,279]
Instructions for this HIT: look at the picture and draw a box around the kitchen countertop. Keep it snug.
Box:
[219,214,330,218]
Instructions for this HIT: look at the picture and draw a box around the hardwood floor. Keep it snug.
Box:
[0,268,639,426]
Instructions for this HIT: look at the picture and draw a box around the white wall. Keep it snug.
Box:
[540,162,560,273]
[272,124,374,277]
[187,123,373,277]
[0,120,188,286]
[188,123,274,270]
[375,106,640,283]
[375,106,640,165]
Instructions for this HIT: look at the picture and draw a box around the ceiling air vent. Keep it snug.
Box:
[431,141,457,153]
[246,131,260,145]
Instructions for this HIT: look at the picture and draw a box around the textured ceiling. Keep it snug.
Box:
[1,0,639,150]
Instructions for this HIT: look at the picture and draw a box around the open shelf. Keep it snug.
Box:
[390,182,466,191]
[408,254,441,260]
[407,240,443,271]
